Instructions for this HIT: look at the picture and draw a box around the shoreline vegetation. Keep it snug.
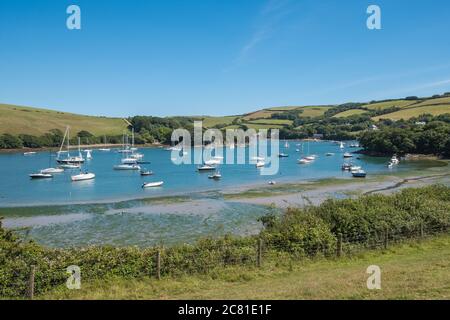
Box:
[2,93,450,158]
[1,184,449,299]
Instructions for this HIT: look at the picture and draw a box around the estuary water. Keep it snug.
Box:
[0,141,439,248]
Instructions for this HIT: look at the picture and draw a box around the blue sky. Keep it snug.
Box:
[1,0,450,117]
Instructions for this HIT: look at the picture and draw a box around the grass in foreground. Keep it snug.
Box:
[42,234,450,300]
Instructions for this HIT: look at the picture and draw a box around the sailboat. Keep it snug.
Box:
[114,137,140,170]
[40,152,64,174]
[56,127,85,164]
[340,141,345,150]
[298,141,316,163]
[85,150,93,160]
[71,158,95,182]
[98,136,111,152]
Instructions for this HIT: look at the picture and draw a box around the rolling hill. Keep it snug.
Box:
[1,94,450,137]
[0,104,129,136]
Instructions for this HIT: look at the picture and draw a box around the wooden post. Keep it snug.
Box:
[420,223,424,238]
[384,227,389,250]
[28,265,35,300]
[337,233,343,257]
[156,250,161,280]
[257,238,262,268]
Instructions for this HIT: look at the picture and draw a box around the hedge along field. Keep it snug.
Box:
[1,185,450,298]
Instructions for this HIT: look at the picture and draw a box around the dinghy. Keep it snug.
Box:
[298,158,312,164]
[352,170,367,178]
[24,152,37,156]
[256,161,265,168]
[208,171,222,180]
[343,152,353,158]
[142,181,164,188]
[278,153,289,158]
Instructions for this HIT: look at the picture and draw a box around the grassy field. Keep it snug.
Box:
[0,103,128,136]
[333,109,368,118]
[202,116,239,128]
[246,119,293,125]
[373,104,450,121]
[363,100,418,110]
[41,234,450,300]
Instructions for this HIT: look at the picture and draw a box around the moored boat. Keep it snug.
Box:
[142,181,164,188]
[114,164,141,170]
[29,173,53,179]
[352,170,367,178]
[40,168,64,174]
[71,172,96,182]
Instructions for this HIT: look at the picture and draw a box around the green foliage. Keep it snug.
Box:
[2,186,449,298]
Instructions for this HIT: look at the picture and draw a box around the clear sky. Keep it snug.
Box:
[1,0,450,117]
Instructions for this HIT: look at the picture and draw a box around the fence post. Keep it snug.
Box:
[384,227,389,250]
[337,233,343,257]
[156,249,161,280]
[420,223,424,238]
[28,265,35,300]
[257,238,262,268]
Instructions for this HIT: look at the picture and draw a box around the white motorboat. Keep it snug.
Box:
[130,153,144,160]
[121,157,138,164]
[30,173,53,179]
[350,166,362,173]
[59,163,80,169]
[142,181,164,188]
[114,164,141,170]
[140,170,153,176]
[198,164,216,171]
[298,158,312,164]
[343,152,353,158]
[390,155,399,165]
[256,161,265,168]
[278,153,289,158]
[352,170,367,178]
[24,152,37,156]
[208,171,222,180]
[304,155,316,161]
[40,168,64,174]
[71,172,96,182]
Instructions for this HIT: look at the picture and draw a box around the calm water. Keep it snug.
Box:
[0,141,411,207]
[0,141,437,248]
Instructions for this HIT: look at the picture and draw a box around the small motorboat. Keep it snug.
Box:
[121,158,138,164]
[256,161,265,168]
[40,168,64,174]
[204,159,221,165]
[59,163,80,169]
[343,152,353,158]
[350,166,362,173]
[142,181,164,188]
[208,171,222,180]
[71,172,95,182]
[352,170,367,178]
[390,155,399,165]
[298,158,312,164]
[341,163,352,171]
[140,170,153,176]
[30,173,53,179]
[198,165,216,171]
[114,164,141,170]
[24,152,37,156]
[304,155,316,161]
[278,153,289,158]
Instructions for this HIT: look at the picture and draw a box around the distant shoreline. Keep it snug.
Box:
[0,143,164,154]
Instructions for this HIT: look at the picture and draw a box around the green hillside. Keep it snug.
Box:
[0,103,128,136]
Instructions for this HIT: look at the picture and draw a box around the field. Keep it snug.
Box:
[42,234,450,299]
[0,104,128,136]
[363,100,418,110]
[201,116,239,128]
[333,109,368,118]
[372,104,450,121]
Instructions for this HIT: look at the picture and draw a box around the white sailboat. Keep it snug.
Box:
[98,136,111,152]
[71,172,96,181]
[85,150,93,160]
[340,141,345,150]
[56,127,85,164]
